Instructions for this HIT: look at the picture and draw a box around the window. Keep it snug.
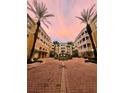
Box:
[61,47,65,49]
[43,41,45,44]
[87,43,91,47]
[61,44,65,46]
[86,36,89,40]
[82,38,85,41]
[83,44,86,48]
[40,39,43,42]
[82,32,84,36]
[39,47,42,50]
[85,31,88,33]
[61,50,65,52]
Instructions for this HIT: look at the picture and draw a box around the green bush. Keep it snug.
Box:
[33,49,41,54]
[72,50,79,57]
[67,55,72,59]
[58,54,72,60]
[82,53,87,58]
[58,56,68,60]
[33,57,38,62]
[54,53,58,59]
[82,51,94,58]
[54,56,58,59]
[50,51,55,57]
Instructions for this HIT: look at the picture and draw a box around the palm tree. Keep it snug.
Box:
[76,4,97,59]
[27,0,54,63]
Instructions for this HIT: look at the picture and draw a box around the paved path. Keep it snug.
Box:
[27,58,97,93]
[60,62,66,93]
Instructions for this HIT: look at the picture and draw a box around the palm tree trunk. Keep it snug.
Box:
[27,20,40,63]
[86,24,97,59]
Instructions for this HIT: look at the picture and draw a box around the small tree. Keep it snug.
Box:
[72,49,79,57]
[50,51,55,57]
[53,41,59,57]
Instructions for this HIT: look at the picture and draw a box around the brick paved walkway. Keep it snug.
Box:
[60,62,66,93]
[27,58,97,93]
[65,60,97,93]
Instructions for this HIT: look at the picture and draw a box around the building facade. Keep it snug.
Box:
[53,42,73,56]
[34,27,52,58]
[27,14,37,59]
[90,14,97,48]
[27,14,52,60]
[74,15,97,57]
[59,43,72,56]
[74,28,93,57]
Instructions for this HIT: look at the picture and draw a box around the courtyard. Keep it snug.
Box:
[28,58,97,93]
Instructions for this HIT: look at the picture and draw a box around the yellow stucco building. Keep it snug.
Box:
[34,27,52,58]
[90,14,97,48]
[74,15,97,57]
[27,14,37,59]
[27,14,52,60]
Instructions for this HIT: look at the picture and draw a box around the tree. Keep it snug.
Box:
[72,49,79,57]
[49,51,55,57]
[53,41,59,57]
[67,41,74,46]
[27,0,54,63]
[76,4,97,59]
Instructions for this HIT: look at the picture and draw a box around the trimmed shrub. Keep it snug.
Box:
[82,51,94,58]
[50,51,55,57]
[72,50,79,57]
[33,57,38,62]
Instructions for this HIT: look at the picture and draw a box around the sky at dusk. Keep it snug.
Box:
[28,0,96,42]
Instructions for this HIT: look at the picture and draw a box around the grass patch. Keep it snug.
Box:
[27,58,43,64]
[58,56,68,61]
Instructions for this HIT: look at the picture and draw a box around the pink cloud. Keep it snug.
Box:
[28,0,96,42]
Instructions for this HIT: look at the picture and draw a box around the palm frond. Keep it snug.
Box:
[44,18,52,25]
[81,10,88,22]
[42,20,49,28]
[91,13,97,23]
[27,1,36,14]
[87,4,96,20]
[43,14,54,19]
[76,16,86,23]
[39,2,47,17]
[89,4,96,15]
[89,10,96,18]
[30,0,54,28]
[77,3,96,24]
[33,0,47,19]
